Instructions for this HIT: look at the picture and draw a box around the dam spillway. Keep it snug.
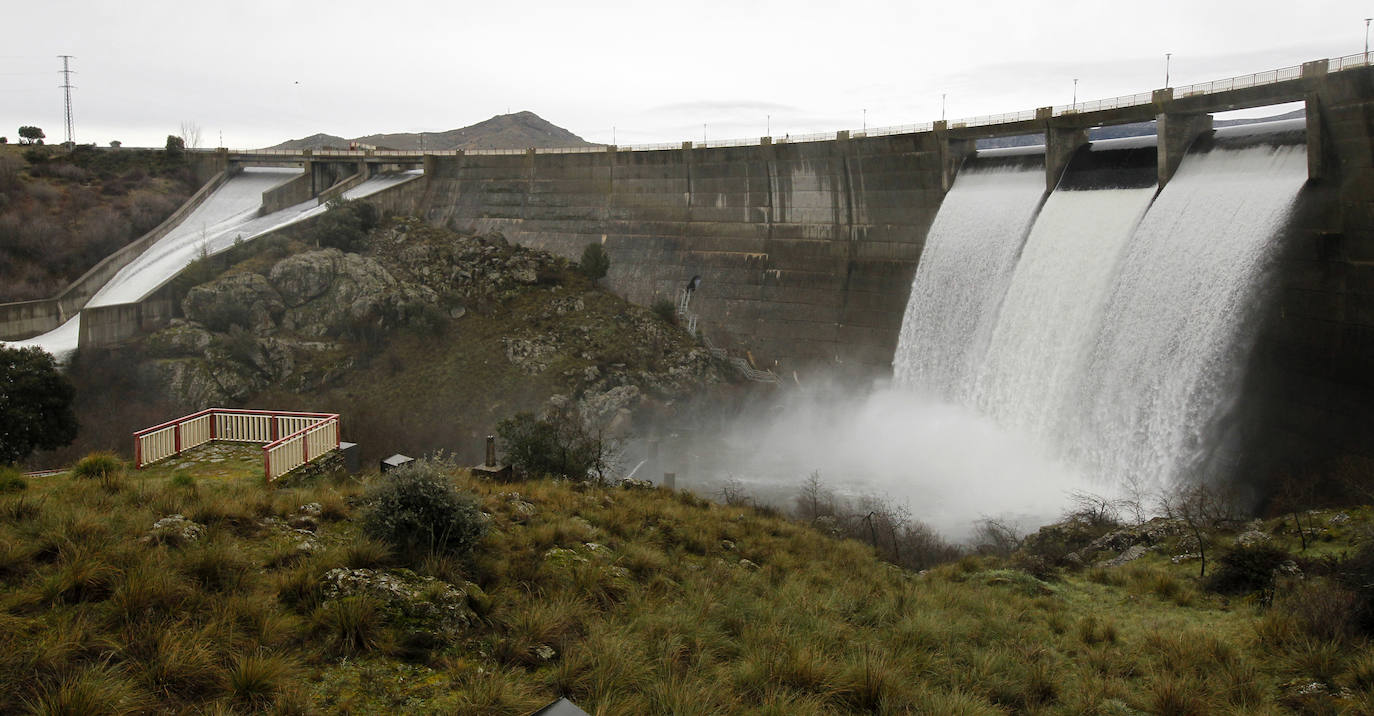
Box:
[6,168,421,359]
[892,126,1310,491]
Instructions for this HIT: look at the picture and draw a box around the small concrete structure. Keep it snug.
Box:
[338,442,360,474]
[380,454,414,473]
[470,435,512,480]
[531,697,589,716]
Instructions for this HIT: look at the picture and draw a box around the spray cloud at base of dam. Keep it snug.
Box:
[671,125,1310,540]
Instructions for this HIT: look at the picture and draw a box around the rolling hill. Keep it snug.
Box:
[268,111,597,151]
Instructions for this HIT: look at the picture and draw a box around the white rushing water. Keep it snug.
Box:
[8,168,421,359]
[1070,144,1309,487]
[891,160,1046,400]
[894,138,1308,498]
[974,185,1157,437]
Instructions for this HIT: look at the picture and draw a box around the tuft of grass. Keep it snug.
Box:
[311,596,390,657]
[1077,615,1119,645]
[70,452,123,481]
[138,628,219,702]
[223,651,294,709]
[109,562,189,623]
[24,663,145,716]
[343,537,393,569]
[179,541,250,592]
[40,548,118,604]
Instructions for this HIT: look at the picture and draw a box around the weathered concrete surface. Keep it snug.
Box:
[1245,65,1374,477]
[261,171,312,214]
[420,135,949,372]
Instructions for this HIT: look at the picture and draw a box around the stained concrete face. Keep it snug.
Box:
[1244,67,1374,478]
[420,133,951,374]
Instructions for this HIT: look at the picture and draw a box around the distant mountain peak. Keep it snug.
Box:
[268,112,596,152]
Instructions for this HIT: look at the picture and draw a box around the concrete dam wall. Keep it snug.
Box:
[419,134,964,372]
[403,67,1374,483]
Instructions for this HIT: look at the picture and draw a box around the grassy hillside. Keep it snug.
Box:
[1,452,1372,714]
[0,144,199,303]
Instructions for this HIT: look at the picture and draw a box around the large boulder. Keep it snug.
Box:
[182,273,285,333]
[269,248,342,307]
[272,252,436,338]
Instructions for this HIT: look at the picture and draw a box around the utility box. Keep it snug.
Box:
[380,453,414,473]
[339,442,360,474]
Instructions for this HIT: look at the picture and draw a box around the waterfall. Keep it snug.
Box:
[894,132,1308,490]
[1071,142,1309,486]
[974,184,1157,436]
[891,155,1046,400]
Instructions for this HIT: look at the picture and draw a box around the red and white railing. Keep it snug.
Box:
[134,408,341,481]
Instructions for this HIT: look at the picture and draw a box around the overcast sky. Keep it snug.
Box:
[1,0,1366,149]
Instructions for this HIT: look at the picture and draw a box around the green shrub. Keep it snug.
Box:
[496,407,614,481]
[0,466,25,493]
[578,242,610,280]
[70,452,123,482]
[362,461,486,559]
[201,302,254,334]
[1206,543,1291,596]
[651,298,678,324]
[308,199,377,253]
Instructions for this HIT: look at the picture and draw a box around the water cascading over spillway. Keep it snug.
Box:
[8,167,422,359]
[1072,128,1309,487]
[973,138,1158,439]
[891,152,1047,401]
[894,122,1310,490]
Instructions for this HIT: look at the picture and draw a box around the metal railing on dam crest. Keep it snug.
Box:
[207,51,1372,160]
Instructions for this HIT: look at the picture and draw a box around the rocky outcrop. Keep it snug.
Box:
[319,567,478,642]
[144,215,725,422]
[142,514,205,546]
[183,273,284,332]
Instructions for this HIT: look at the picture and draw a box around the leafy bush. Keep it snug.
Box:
[1206,543,1292,596]
[199,300,254,333]
[307,199,378,253]
[651,298,678,324]
[578,242,610,280]
[496,405,615,481]
[0,345,78,464]
[363,461,486,559]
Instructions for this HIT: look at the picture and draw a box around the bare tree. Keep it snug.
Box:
[1158,481,1241,577]
[973,518,1023,557]
[794,471,835,522]
[179,120,202,150]
[1273,470,1316,551]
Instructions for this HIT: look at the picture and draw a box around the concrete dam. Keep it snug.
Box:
[4,54,1373,495]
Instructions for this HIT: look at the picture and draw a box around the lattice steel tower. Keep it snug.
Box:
[58,55,75,144]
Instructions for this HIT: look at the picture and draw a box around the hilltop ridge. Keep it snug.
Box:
[269,111,597,151]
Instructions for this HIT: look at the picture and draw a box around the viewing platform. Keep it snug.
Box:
[134,408,342,481]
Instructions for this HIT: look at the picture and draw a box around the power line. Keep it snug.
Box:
[58,55,75,144]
